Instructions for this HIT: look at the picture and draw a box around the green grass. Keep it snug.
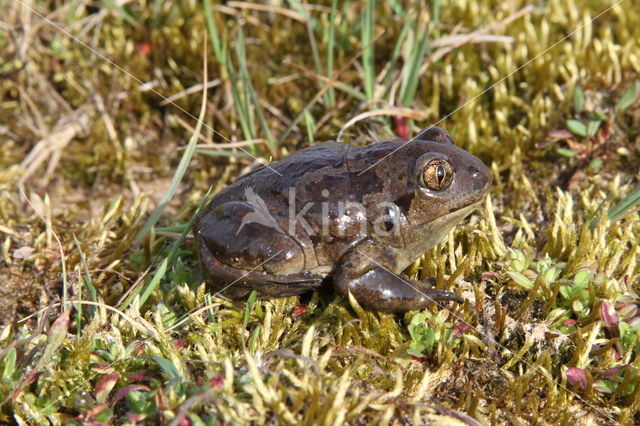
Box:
[1,0,640,424]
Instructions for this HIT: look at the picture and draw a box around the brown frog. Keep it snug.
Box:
[194,126,491,312]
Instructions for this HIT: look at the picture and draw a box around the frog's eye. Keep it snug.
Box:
[421,159,454,190]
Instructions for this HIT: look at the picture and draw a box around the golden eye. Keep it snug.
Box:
[422,159,454,190]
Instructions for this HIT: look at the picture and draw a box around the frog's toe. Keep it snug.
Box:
[335,265,463,313]
[419,287,463,304]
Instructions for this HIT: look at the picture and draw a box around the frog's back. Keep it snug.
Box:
[208,141,351,206]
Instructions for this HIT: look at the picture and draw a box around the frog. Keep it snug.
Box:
[194,126,491,313]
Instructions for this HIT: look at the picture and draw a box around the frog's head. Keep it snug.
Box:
[395,126,492,229]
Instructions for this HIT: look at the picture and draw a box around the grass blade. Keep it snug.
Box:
[400,25,430,107]
[608,186,640,222]
[325,0,338,107]
[615,80,640,111]
[304,110,315,143]
[195,148,253,158]
[235,26,277,152]
[120,186,212,310]
[227,60,255,145]
[431,0,441,39]
[203,0,224,64]
[589,185,640,230]
[573,85,585,112]
[381,17,412,96]
[134,43,210,243]
[361,0,376,100]
[288,0,323,76]
[151,356,182,380]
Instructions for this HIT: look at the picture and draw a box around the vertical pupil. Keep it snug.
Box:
[436,166,445,184]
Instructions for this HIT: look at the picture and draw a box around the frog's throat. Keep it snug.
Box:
[396,200,483,272]
[424,200,483,239]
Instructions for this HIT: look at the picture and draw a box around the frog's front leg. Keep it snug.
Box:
[333,241,462,313]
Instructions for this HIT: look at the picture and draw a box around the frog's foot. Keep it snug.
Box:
[335,266,462,313]
[333,241,463,313]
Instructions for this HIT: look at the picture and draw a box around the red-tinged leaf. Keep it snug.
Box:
[48,310,71,337]
[565,139,586,152]
[85,403,110,418]
[452,323,470,338]
[43,310,71,359]
[22,371,39,386]
[535,139,555,148]
[599,122,612,139]
[155,387,168,411]
[600,300,619,337]
[110,384,151,406]
[566,367,588,389]
[210,375,225,388]
[395,116,409,140]
[480,271,498,281]
[547,129,574,140]
[73,415,105,425]
[615,302,638,320]
[179,417,191,426]
[614,347,622,360]
[90,364,116,375]
[95,372,120,404]
[604,365,627,378]
[128,414,147,423]
[130,370,146,381]
[137,41,152,55]
[292,304,307,317]
[567,170,585,190]
[411,356,429,363]
[563,319,577,326]
[175,340,187,349]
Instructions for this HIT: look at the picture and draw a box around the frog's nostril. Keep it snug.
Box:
[467,165,481,176]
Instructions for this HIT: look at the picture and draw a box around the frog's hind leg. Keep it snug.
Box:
[196,201,323,300]
[198,239,322,300]
[196,201,306,275]
[333,241,462,313]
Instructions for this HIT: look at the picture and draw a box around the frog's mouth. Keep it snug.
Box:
[417,200,483,242]
[432,199,483,223]
[454,200,484,218]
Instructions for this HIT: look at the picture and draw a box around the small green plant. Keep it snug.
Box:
[407,312,438,357]
[594,365,638,396]
[406,311,465,357]
[619,321,640,355]
[556,81,639,165]
[558,270,599,318]
[506,250,563,291]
